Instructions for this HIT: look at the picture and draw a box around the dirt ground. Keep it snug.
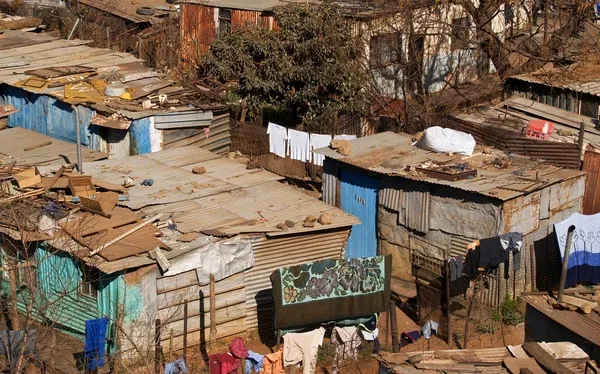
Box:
[180,302,525,374]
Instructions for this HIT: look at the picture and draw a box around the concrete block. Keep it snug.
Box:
[429,194,501,238]
[379,239,412,281]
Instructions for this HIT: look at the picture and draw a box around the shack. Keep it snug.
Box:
[0,30,230,159]
[315,132,586,303]
[0,141,358,355]
[522,291,600,364]
[505,60,600,119]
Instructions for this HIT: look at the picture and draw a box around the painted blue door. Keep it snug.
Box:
[340,168,378,258]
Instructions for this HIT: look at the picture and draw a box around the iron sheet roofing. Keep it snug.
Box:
[82,146,359,236]
[314,132,585,201]
[0,127,107,166]
[0,30,214,120]
[522,293,600,347]
[509,61,600,97]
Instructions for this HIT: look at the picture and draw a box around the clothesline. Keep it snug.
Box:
[267,122,356,166]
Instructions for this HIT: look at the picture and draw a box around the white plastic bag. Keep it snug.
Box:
[418,126,476,156]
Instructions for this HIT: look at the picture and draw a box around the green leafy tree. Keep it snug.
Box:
[200,2,370,128]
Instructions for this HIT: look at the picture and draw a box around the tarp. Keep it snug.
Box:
[270,255,391,329]
[164,237,254,284]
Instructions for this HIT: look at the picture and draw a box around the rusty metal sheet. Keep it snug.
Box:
[181,3,215,64]
[583,150,600,214]
[91,113,131,130]
[25,65,94,79]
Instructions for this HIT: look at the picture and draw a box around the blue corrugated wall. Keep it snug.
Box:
[0,85,94,146]
[339,167,379,258]
[129,117,154,155]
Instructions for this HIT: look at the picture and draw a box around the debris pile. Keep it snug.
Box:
[0,162,168,269]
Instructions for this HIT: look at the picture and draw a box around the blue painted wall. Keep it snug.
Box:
[129,117,154,155]
[339,167,379,258]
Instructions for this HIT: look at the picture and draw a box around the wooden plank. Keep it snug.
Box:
[561,294,598,311]
[59,207,138,237]
[413,363,481,372]
[504,358,545,374]
[522,342,574,374]
[91,178,127,193]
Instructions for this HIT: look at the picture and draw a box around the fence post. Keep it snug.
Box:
[183,299,188,361]
[210,274,217,346]
[445,262,452,347]
[155,319,161,374]
[390,300,399,353]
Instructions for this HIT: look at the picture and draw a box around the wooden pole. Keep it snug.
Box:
[558,226,576,304]
[445,262,452,347]
[155,319,161,374]
[183,300,188,361]
[168,329,173,362]
[543,0,549,44]
[199,290,207,363]
[389,300,399,353]
[210,274,217,346]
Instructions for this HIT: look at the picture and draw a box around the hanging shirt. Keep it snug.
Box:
[463,247,480,280]
[333,134,357,141]
[309,133,332,166]
[267,122,288,158]
[332,326,361,374]
[554,212,600,287]
[499,232,523,271]
[209,353,240,374]
[165,358,187,374]
[421,320,439,339]
[263,349,285,374]
[85,318,109,371]
[245,350,265,374]
[287,129,310,162]
[478,237,505,270]
[449,255,464,282]
[283,327,326,374]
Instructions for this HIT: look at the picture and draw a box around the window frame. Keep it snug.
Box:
[369,32,403,69]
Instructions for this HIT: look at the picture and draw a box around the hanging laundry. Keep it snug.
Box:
[283,327,326,374]
[209,353,240,374]
[499,232,523,270]
[332,326,361,374]
[358,314,380,353]
[333,134,357,141]
[263,348,285,374]
[309,133,332,166]
[245,350,265,374]
[85,318,109,371]
[165,358,187,374]
[267,122,288,158]
[555,212,600,287]
[449,255,464,282]
[463,246,481,280]
[229,337,248,359]
[478,237,505,270]
[287,129,310,162]
[421,320,439,339]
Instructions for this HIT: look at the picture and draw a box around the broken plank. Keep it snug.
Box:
[60,207,138,237]
[413,363,481,372]
[90,213,162,256]
[560,294,598,311]
[23,140,52,151]
[503,358,545,374]
[522,342,574,374]
[149,247,170,272]
[91,177,127,193]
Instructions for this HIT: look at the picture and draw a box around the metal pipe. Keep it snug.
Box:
[74,106,83,173]
[557,225,576,304]
[67,18,80,41]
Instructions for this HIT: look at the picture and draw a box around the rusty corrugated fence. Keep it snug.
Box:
[583,150,600,214]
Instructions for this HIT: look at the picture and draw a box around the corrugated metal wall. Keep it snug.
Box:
[231,10,274,30]
[340,168,378,258]
[583,150,600,214]
[156,270,246,350]
[163,112,231,155]
[0,85,95,147]
[322,158,339,206]
[244,230,350,330]
[180,3,215,64]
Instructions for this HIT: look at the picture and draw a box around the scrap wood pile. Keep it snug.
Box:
[375,342,595,373]
[14,64,227,125]
[0,162,169,267]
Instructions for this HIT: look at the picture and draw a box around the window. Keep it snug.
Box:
[80,268,99,298]
[370,32,403,68]
[580,96,599,119]
[451,17,471,50]
[218,8,232,36]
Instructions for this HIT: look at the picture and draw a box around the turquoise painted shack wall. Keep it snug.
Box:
[0,240,146,345]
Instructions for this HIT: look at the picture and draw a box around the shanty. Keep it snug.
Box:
[2,0,600,372]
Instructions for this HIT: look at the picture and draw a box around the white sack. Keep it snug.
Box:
[418,126,476,156]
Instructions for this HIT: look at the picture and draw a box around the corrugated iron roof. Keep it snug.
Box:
[0,31,218,120]
[0,128,107,166]
[75,0,176,24]
[81,145,359,236]
[522,293,600,346]
[180,0,283,11]
[509,61,600,97]
[314,132,585,201]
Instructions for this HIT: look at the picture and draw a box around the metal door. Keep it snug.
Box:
[340,168,378,258]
